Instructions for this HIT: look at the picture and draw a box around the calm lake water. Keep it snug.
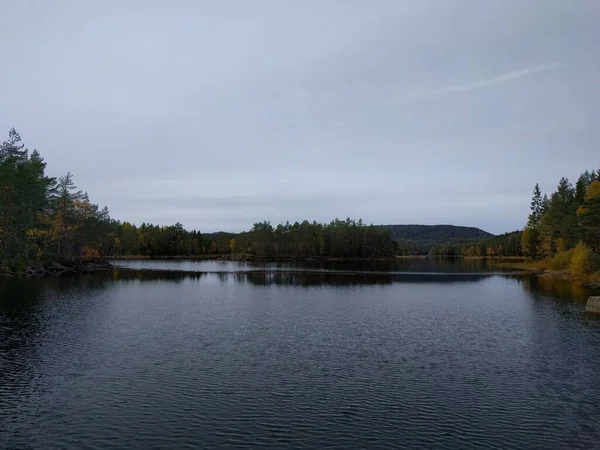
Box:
[1,260,600,449]
[112,257,512,274]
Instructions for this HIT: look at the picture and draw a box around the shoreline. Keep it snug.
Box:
[1,259,113,278]
[492,260,600,289]
[106,254,404,262]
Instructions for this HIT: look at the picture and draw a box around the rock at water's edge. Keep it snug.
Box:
[24,266,47,276]
[81,260,112,272]
[585,297,600,314]
[46,262,67,272]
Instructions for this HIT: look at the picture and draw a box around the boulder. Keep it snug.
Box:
[585,297,600,314]
[47,262,66,271]
[82,260,112,271]
[21,266,47,277]
[45,262,73,274]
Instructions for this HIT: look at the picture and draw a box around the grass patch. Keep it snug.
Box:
[493,259,550,272]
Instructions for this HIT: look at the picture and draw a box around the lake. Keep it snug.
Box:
[1,260,599,449]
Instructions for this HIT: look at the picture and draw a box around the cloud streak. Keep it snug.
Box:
[410,63,562,99]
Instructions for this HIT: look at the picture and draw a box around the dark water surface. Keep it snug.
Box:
[113,256,513,274]
[1,261,600,449]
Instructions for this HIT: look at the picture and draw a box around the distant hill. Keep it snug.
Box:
[380,224,493,248]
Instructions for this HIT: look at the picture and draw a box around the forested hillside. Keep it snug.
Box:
[381,224,492,255]
[383,224,491,242]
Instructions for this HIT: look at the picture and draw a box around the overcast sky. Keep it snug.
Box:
[1,1,598,234]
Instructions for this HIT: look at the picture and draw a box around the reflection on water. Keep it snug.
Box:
[518,275,592,302]
[1,263,600,450]
[107,267,494,287]
[114,256,515,274]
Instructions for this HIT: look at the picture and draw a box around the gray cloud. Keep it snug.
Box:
[1,0,598,234]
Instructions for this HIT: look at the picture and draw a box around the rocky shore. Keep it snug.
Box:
[4,260,114,278]
[581,280,600,290]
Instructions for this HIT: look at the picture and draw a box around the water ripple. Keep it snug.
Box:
[1,272,600,449]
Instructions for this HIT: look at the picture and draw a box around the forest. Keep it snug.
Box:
[1,128,599,274]
[0,130,395,272]
[439,170,600,276]
[384,224,491,255]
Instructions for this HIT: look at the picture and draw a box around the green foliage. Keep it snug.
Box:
[521,227,539,258]
[520,171,600,269]
[527,183,544,228]
[577,180,600,253]
[237,218,395,259]
[459,231,522,258]
[0,129,55,268]
[111,222,203,257]
[540,177,578,250]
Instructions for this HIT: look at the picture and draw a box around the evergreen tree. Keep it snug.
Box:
[49,172,85,259]
[577,180,600,253]
[527,183,544,228]
[575,171,594,204]
[0,129,54,268]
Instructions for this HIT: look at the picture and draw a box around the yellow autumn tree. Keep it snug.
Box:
[569,242,596,276]
[521,227,540,259]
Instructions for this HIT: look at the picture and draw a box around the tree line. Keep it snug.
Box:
[0,129,396,271]
[110,218,396,259]
[521,172,600,258]
[2,128,598,272]
[518,171,600,273]
[431,170,600,273]
[410,170,600,264]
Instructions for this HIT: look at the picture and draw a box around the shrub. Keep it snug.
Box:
[569,243,598,276]
[550,249,574,270]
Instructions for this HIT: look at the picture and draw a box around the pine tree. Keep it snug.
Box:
[575,171,594,204]
[527,183,544,228]
[0,128,27,159]
[0,129,54,269]
[49,172,84,258]
[541,194,549,214]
